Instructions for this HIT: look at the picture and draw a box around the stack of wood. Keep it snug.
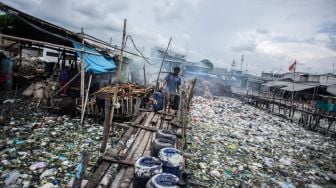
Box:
[92,83,153,118]
[93,83,153,98]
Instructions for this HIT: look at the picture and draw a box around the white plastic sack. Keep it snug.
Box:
[22,84,35,97]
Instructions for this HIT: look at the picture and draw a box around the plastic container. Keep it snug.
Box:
[151,138,175,158]
[146,173,180,188]
[134,156,162,188]
[153,92,164,112]
[158,148,184,178]
[155,129,177,144]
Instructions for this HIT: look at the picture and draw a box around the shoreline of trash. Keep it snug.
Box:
[187,96,336,187]
[0,95,107,187]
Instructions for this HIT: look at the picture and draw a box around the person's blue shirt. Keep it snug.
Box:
[164,73,181,95]
[60,69,70,82]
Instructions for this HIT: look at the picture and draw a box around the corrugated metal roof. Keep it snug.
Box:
[281,83,317,92]
[327,85,336,96]
[262,81,319,91]
[262,81,289,87]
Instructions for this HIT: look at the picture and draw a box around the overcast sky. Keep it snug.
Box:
[2,0,336,75]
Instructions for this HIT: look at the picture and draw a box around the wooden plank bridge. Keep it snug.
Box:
[68,79,198,188]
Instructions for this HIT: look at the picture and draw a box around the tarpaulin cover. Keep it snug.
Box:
[316,101,336,112]
[72,41,116,74]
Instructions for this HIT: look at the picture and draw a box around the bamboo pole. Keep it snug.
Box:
[109,19,127,125]
[187,79,197,110]
[155,37,173,91]
[80,28,85,128]
[100,19,127,153]
[100,99,111,153]
[0,33,142,58]
[143,64,147,86]
[53,72,80,97]
[80,74,92,125]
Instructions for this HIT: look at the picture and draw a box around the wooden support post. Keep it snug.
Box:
[100,99,111,153]
[101,19,127,154]
[80,28,85,127]
[81,74,93,125]
[155,37,173,91]
[53,72,80,96]
[72,151,90,188]
[272,94,275,112]
[187,79,196,110]
[109,18,127,124]
[19,43,22,66]
[180,90,187,151]
[143,64,147,86]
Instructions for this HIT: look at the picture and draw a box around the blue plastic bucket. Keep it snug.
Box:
[146,173,180,188]
[153,92,164,112]
[158,148,184,178]
[134,156,162,188]
[151,138,175,158]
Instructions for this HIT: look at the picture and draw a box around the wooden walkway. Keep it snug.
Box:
[85,111,182,188]
[81,79,197,188]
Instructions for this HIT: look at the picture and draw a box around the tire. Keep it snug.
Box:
[146,173,179,188]
[151,138,175,157]
[155,129,177,144]
[158,148,184,178]
[134,156,162,188]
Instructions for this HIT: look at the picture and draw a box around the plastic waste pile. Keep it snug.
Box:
[0,98,105,187]
[22,80,57,99]
[187,96,336,187]
[13,55,46,77]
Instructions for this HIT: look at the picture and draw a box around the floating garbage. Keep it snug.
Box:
[40,168,58,179]
[29,162,47,171]
[187,96,336,187]
[0,96,110,187]
[4,170,21,186]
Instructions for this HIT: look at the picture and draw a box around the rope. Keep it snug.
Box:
[125,35,160,65]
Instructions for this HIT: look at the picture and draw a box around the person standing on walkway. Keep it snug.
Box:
[163,66,181,113]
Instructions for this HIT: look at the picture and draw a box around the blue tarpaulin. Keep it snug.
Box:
[316,101,336,112]
[72,41,116,74]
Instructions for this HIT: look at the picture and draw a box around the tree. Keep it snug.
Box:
[200,59,214,71]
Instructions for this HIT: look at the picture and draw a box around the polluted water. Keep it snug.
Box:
[187,96,336,188]
[0,96,114,187]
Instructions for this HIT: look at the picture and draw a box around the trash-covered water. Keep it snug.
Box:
[0,96,107,187]
[187,96,336,187]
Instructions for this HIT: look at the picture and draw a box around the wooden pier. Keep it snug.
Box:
[231,89,336,137]
[73,79,197,188]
